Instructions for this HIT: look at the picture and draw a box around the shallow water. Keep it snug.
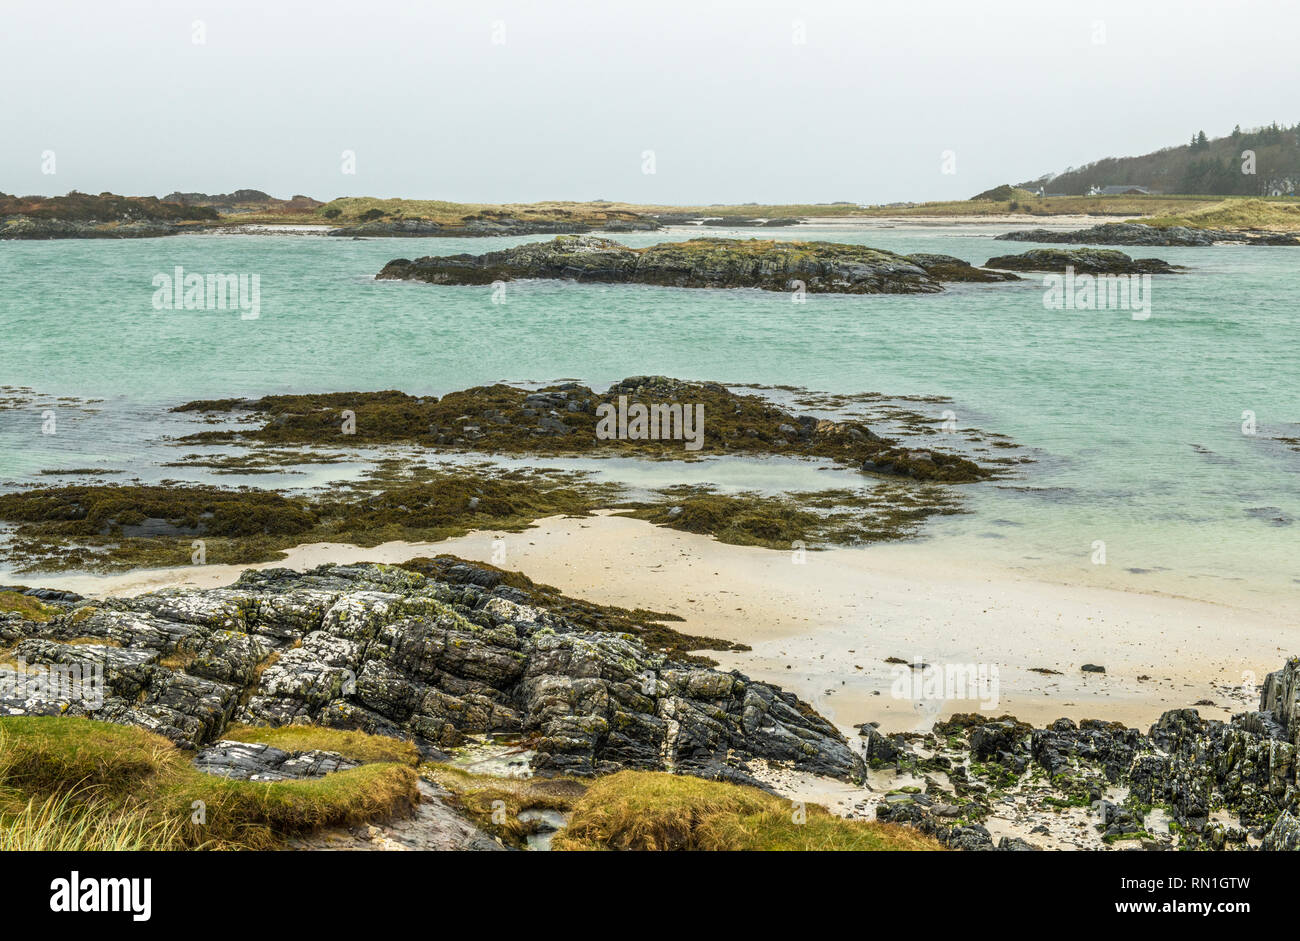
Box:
[1,224,1296,605]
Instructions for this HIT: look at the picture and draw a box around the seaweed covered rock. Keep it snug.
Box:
[0,561,865,783]
[984,248,1179,274]
[170,376,990,482]
[378,235,1015,295]
[993,222,1300,247]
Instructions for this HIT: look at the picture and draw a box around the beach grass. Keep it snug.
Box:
[220,723,422,766]
[0,716,419,850]
[0,590,61,622]
[1137,197,1300,231]
[551,770,942,851]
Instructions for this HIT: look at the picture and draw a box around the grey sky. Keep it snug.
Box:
[4,0,1294,204]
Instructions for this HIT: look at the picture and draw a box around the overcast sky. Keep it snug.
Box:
[4,0,1295,204]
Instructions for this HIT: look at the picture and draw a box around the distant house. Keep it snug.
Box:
[1090,185,1158,196]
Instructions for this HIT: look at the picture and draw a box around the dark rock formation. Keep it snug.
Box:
[0,217,187,239]
[377,235,1016,294]
[994,222,1300,247]
[867,657,1300,850]
[0,191,218,239]
[904,253,1021,283]
[984,248,1179,274]
[0,562,865,784]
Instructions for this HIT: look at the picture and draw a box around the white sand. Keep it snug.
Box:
[35,512,1291,733]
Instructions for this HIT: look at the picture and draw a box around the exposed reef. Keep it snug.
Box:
[376,235,1019,294]
[984,248,1180,274]
[994,221,1300,247]
[173,376,991,481]
[864,656,1300,851]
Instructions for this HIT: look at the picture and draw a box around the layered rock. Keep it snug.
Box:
[0,562,864,784]
[377,235,1018,294]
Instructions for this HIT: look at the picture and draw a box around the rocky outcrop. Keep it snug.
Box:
[331,218,661,238]
[0,191,218,239]
[904,253,1021,283]
[984,248,1179,274]
[0,217,187,239]
[377,235,1017,294]
[193,740,359,780]
[864,658,1300,850]
[0,562,864,784]
[994,222,1300,246]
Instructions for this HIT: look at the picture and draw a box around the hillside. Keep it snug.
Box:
[0,191,217,223]
[1018,122,1300,196]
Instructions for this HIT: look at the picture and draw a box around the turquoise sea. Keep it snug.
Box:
[1,224,1296,609]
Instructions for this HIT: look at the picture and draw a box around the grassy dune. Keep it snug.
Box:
[0,717,419,850]
[1137,197,1300,231]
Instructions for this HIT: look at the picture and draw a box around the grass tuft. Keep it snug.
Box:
[0,591,61,622]
[0,716,418,850]
[551,770,942,851]
[222,724,421,765]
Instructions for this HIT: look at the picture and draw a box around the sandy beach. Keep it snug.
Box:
[798,213,1140,227]
[33,510,1289,735]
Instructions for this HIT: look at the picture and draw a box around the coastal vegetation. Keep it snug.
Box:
[0,474,967,579]
[1016,122,1300,197]
[0,470,610,572]
[0,379,992,575]
[1137,198,1300,232]
[0,717,419,850]
[173,377,992,481]
[551,771,940,850]
[4,186,1296,237]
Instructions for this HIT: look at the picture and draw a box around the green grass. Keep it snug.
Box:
[222,724,420,765]
[0,716,419,850]
[1138,197,1300,231]
[0,787,186,851]
[0,590,61,622]
[551,770,942,851]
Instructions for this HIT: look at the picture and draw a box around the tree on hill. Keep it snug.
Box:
[1015,123,1300,196]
